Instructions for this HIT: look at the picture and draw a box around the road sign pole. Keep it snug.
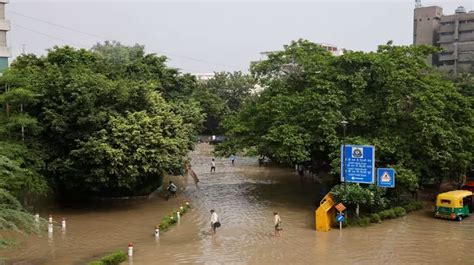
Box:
[339,220,342,231]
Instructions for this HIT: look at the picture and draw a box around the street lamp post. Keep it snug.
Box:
[341,120,348,192]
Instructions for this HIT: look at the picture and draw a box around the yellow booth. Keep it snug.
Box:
[315,193,336,231]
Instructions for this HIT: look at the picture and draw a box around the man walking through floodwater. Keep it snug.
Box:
[274,212,282,237]
[210,209,220,234]
[211,158,216,173]
[230,154,235,166]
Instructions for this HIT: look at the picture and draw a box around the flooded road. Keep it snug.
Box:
[1,143,474,264]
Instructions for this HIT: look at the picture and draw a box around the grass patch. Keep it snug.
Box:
[87,250,126,265]
[158,203,191,231]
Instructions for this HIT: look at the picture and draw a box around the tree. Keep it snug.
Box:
[1,43,203,197]
[220,39,473,201]
[197,71,255,134]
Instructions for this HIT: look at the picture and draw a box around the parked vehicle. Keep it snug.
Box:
[435,190,473,221]
[462,181,474,192]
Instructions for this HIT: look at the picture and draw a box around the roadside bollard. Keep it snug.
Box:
[128,242,133,257]
[34,213,40,222]
[48,215,53,223]
[185,201,190,206]
[61,218,66,229]
[48,223,53,233]
[155,228,160,238]
[177,211,181,220]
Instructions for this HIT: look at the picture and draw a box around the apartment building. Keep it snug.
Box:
[0,0,10,72]
[414,5,474,73]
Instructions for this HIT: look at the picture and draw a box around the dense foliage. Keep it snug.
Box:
[194,71,255,134]
[0,42,204,197]
[219,40,473,203]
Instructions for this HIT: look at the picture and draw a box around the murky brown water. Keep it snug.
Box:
[1,143,474,265]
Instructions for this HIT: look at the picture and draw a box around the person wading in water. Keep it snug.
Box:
[274,212,282,237]
[210,209,220,234]
[210,158,216,173]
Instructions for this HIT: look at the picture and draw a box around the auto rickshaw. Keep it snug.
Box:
[435,190,473,221]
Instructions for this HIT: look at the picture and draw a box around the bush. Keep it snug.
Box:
[158,204,190,231]
[402,201,424,212]
[347,216,371,227]
[393,207,407,217]
[87,250,126,265]
[369,213,381,223]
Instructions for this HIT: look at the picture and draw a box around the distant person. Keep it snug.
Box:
[274,212,282,237]
[210,209,220,234]
[230,154,236,166]
[258,156,264,167]
[166,181,177,200]
[211,158,216,173]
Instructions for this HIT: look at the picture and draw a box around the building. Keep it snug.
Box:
[257,43,343,62]
[414,5,474,73]
[191,73,215,82]
[0,0,9,73]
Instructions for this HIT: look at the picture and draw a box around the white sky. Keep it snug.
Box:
[7,0,474,73]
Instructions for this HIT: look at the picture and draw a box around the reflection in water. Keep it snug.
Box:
[1,143,474,264]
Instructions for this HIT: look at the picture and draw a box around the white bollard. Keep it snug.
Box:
[155,228,160,238]
[185,201,190,206]
[177,211,180,220]
[48,223,53,233]
[48,215,53,223]
[61,218,66,229]
[34,213,40,222]
[128,242,133,257]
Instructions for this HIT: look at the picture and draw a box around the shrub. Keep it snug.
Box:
[369,213,381,223]
[402,201,424,212]
[358,217,371,226]
[393,207,407,217]
[87,250,126,265]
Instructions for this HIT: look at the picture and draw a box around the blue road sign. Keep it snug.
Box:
[377,168,395,188]
[340,145,375,184]
[336,213,345,222]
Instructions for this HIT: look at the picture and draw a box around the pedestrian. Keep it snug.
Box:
[274,212,282,237]
[258,156,264,167]
[211,158,216,173]
[166,181,177,200]
[210,209,220,234]
[230,154,235,166]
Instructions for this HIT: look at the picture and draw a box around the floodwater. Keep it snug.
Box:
[1,143,474,265]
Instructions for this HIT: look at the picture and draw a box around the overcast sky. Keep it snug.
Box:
[7,0,474,73]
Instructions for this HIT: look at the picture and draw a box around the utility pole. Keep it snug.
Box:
[341,120,348,192]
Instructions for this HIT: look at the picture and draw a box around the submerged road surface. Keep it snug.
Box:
[1,144,474,264]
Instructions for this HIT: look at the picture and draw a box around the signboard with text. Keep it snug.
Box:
[340,145,375,184]
[377,168,395,188]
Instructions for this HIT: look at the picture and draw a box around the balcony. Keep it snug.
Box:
[459,22,474,32]
[0,19,10,31]
[438,34,455,43]
[438,53,455,61]
[0,46,11,57]
[438,24,455,33]
[459,32,474,42]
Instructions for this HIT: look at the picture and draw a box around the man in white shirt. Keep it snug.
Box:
[274,212,282,237]
[210,209,220,234]
[211,159,216,173]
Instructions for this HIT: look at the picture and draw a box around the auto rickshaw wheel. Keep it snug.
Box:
[456,216,463,221]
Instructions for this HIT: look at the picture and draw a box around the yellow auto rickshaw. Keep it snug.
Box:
[435,190,473,221]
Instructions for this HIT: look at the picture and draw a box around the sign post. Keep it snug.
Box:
[377,168,395,188]
[335,203,346,231]
[340,145,375,184]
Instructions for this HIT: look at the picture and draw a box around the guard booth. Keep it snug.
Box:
[315,193,336,231]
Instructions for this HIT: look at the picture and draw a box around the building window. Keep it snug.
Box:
[428,18,431,21]
[419,19,422,21]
